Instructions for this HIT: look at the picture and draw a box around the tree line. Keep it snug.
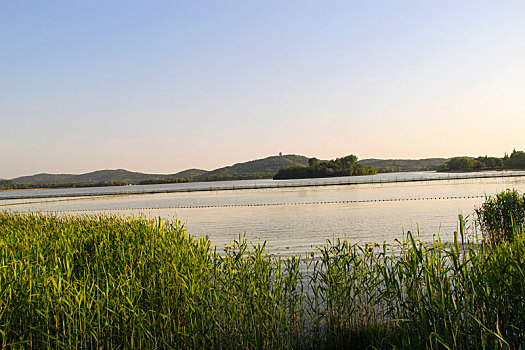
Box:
[0,178,192,191]
[137,178,192,185]
[273,154,377,180]
[201,174,273,182]
[439,149,525,172]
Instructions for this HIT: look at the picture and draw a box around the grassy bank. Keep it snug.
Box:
[0,212,524,349]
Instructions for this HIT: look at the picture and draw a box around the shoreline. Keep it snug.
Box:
[1,171,525,201]
[0,187,45,193]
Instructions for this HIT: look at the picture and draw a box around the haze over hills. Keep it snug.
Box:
[8,155,448,185]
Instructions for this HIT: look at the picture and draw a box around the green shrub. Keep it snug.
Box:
[475,189,525,243]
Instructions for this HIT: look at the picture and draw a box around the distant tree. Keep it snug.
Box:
[504,150,525,169]
[476,156,503,169]
[340,155,357,169]
[308,158,320,167]
[0,180,14,190]
[274,154,376,179]
[438,150,525,172]
[441,157,476,171]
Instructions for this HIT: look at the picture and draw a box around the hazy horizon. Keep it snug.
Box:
[3,151,508,180]
[0,149,517,179]
[2,1,524,179]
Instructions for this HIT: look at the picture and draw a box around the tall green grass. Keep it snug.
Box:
[0,212,524,349]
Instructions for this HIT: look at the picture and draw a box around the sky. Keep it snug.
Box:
[1,0,525,179]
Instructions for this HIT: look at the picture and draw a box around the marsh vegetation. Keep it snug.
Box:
[1,190,524,349]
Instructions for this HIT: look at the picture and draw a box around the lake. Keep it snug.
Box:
[2,171,525,255]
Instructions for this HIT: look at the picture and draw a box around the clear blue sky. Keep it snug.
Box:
[1,1,524,178]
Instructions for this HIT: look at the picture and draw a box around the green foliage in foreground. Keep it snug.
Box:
[0,213,524,349]
[274,154,377,180]
[476,189,525,243]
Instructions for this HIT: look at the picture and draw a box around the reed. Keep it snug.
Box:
[0,211,523,349]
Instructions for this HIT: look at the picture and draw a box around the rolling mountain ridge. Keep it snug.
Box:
[8,155,447,185]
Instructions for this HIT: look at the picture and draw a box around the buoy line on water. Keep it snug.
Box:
[16,195,487,213]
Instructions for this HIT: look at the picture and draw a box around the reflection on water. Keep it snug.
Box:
[2,176,525,255]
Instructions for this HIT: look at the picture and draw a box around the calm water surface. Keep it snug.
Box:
[3,174,525,255]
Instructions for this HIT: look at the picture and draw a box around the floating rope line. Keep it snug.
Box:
[17,195,487,213]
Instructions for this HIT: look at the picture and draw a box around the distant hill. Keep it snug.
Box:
[11,168,207,185]
[9,155,449,187]
[9,155,308,185]
[194,155,309,181]
[357,158,447,172]
[171,168,209,179]
[12,169,160,185]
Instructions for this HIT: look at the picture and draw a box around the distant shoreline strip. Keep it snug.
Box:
[5,195,486,213]
[0,195,113,207]
[1,172,524,201]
